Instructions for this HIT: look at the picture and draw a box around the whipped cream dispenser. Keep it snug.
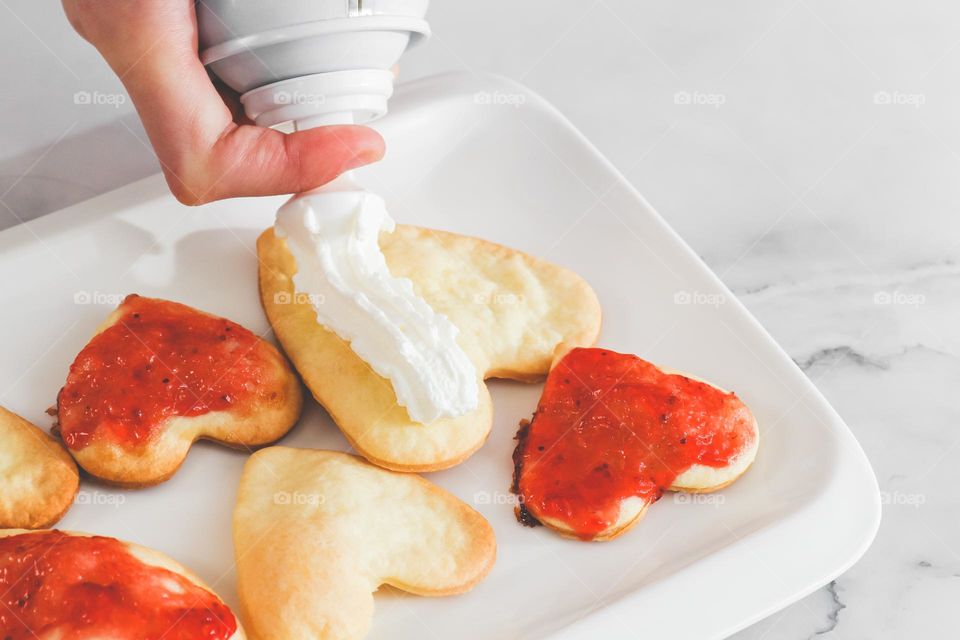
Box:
[199,0,430,129]
[197,2,478,425]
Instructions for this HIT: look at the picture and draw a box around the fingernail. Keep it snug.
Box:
[343,130,386,171]
[344,149,380,171]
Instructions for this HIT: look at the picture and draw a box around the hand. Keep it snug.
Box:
[63,0,385,205]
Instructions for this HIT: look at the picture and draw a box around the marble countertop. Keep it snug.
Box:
[2,1,957,637]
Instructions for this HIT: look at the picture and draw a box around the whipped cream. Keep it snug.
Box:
[274,187,479,424]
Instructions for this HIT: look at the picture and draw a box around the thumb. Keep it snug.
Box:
[166,124,385,205]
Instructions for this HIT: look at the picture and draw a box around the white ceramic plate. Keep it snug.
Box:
[0,73,879,639]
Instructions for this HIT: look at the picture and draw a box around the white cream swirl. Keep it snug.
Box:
[274,188,478,424]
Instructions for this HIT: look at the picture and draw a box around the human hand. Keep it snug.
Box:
[63,0,385,205]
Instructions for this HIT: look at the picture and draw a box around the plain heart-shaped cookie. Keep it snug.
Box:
[257,225,601,472]
[234,447,496,640]
[512,347,759,541]
[0,406,78,529]
[0,529,244,639]
[57,295,303,487]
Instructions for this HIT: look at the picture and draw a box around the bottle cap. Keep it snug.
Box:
[199,1,429,130]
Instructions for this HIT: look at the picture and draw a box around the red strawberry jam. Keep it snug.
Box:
[512,348,756,539]
[0,530,237,639]
[58,295,271,450]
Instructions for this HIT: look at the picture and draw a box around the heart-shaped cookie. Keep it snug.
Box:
[234,447,496,639]
[57,295,302,487]
[0,529,244,639]
[257,226,601,472]
[512,347,759,541]
[0,406,78,528]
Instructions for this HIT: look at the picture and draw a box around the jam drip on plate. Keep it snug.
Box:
[58,295,271,450]
[512,348,756,539]
[0,530,237,640]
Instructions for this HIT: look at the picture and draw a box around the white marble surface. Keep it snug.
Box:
[2,1,958,637]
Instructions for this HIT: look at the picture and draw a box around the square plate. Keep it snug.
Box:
[0,72,879,639]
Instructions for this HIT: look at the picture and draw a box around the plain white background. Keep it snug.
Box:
[2,1,959,637]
